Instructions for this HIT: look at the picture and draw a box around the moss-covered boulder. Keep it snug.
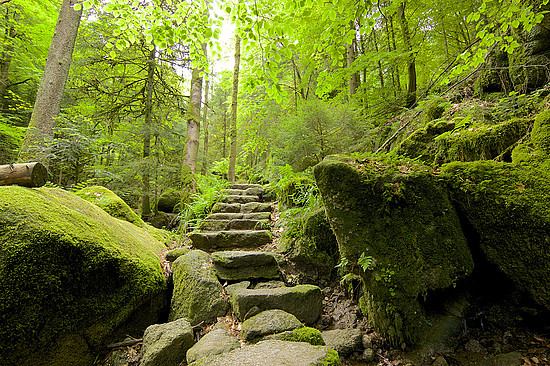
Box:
[397,118,532,164]
[268,327,325,346]
[75,185,145,227]
[441,161,550,310]
[314,155,474,346]
[157,189,182,213]
[169,250,229,325]
[241,309,304,343]
[0,186,168,366]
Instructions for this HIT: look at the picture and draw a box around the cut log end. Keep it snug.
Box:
[0,162,49,187]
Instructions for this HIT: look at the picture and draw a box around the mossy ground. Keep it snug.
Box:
[0,186,167,365]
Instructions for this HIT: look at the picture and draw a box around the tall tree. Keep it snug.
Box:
[397,1,416,107]
[228,35,241,184]
[0,7,19,106]
[141,46,155,217]
[201,73,210,175]
[18,0,82,163]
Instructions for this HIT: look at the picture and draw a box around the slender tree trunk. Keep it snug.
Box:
[228,35,241,184]
[222,112,227,158]
[201,74,209,175]
[183,68,203,175]
[347,20,359,97]
[0,9,19,106]
[141,47,155,217]
[398,2,416,108]
[372,29,385,88]
[18,0,82,163]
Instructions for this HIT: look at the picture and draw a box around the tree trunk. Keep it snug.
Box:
[18,0,82,163]
[398,2,416,108]
[372,29,385,88]
[0,9,19,106]
[0,162,48,187]
[228,35,241,184]
[183,67,203,176]
[201,74,209,175]
[347,20,359,97]
[141,47,155,217]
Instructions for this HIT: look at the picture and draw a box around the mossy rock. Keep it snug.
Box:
[441,161,550,311]
[75,185,145,227]
[397,118,532,164]
[0,186,168,366]
[314,155,473,346]
[157,189,182,213]
[280,209,339,277]
[530,110,550,155]
[276,175,315,209]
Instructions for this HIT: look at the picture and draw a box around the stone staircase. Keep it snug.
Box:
[189,184,273,252]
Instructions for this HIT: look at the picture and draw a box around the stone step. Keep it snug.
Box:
[207,212,271,221]
[212,202,273,214]
[230,183,263,190]
[220,195,260,204]
[225,282,323,324]
[211,251,280,281]
[189,230,272,251]
[199,219,270,231]
[187,340,338,366]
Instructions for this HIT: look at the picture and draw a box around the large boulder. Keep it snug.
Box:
[75,185,145,227]
[156,189,181,213]
[227,282,323,325]
[314,155,474,346]
[169,250,229,325]
[188,340,339,366]
[140,318,194,366]
[442,161,550,310]
[0,186,168,366]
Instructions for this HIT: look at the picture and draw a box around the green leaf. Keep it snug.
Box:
[83,1,92,11]
[104,3,115,12]
[109,50,116,59]
[73,3,82,11]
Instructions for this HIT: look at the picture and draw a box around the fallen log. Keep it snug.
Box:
[0,162,48,187]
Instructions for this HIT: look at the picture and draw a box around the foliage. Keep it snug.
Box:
[177,174,229,233]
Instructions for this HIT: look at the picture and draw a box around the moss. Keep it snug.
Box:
[321,348,340,366]
[277,175,316,209]
[75,185,145,227]
[270,327,325,346]
[441,161,550,310]
[398,118,532,164]
[314,155,473,346]
[0,186,167,365]
[530,110,550,155]
[422,97,447,123]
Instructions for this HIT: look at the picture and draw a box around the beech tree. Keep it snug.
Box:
[18,0,82,163]
[228,35,240,184]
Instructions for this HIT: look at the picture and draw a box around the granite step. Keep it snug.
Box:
[207,212,271,221]
[220,195,260,204]
[199,219,270,231]
[211,250,281,281]
[212,202,273,214]
[189,230,272,251]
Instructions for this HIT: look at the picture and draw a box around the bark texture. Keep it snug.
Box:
[18,0,82,163]
[0,162,48,187]
[228,35,241,184]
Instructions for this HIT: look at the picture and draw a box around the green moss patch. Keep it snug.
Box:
[75,185,145,227]
[0,186,167,365]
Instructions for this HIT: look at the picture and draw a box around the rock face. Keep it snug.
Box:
[240,309,304,342]
[75,185,145,227]
[156,189,182,213]
[169,250,228,325]
[186,324,240,364]
[227,282,323,325]
[0,186,168,366]
[187,340,339,366]
[314,155,474,346]
[211,250,280,280]
[442,161,550,310]
[140,318,194,366]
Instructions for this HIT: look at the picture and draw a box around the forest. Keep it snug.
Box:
[1,0,550,365]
